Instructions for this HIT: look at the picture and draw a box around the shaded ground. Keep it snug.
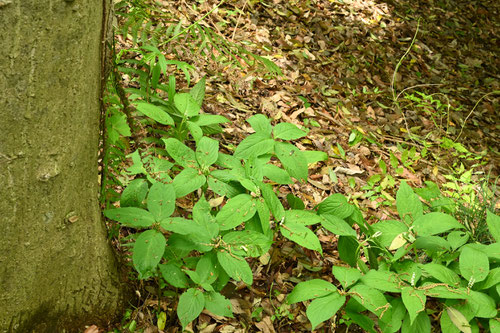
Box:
[100,0,499,331]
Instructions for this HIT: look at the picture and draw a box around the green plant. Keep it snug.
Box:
[103,72,332,328]
[287,181,499,332]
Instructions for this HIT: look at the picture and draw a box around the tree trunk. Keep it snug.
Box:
[0,0,127,331]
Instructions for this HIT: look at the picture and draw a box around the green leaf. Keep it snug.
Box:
[262,164,293,184]
[467,291,497,318]
[160,217,201,235]
[190,114,230,126]
[302,150,328,165]
[489,319,500,333]
[172,168,206,198]
[286,193,305,210]
[103,207,155,228]
[234,133,275,159]
[196,136,219,169]
[259,182,285,221]
[147,182,176,221]
[193,195,219,240]
[459,245,489,283]
[445,306,471,333]
[396,181,423,224]
[414,236,451,252]
[222,230,272,257]
[486,210,500,242]
[163,138,198,168]
[420,263,460,285]
[331,266,361,289]
[187,121,203,142]
[247,114,272,136]
[134,102,174,125]
[371,220,409,248]
[337,236,359,267]
[447,231,469,251]
[190,76,206,107]
[204,291,233,317]
[413,212,464,236]
[344,310,377,333]
[379,298,406,333]
[477,267,500,290]
[159,263,189,288]
[421,283,468,299]
[349,284,391,320]
[174,92,200,117]
[284,209,323,226]
[401,312,431,333]
[216,194,256,230]
[133,230,166,278]
[216,251,253,285]
[273,122,307,140]
[317,193,354,219]
[274,142,308,181]
[177,288,205,329]
[361,270,402,293]
[196,252,219,286]
[287,279,337,303]
[280,222,322,254]
[121,179,148,208]
[306,292,346,329]
[321,215,357,237]
[402,287,427,325]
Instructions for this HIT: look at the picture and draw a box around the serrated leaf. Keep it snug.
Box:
[222,230,272,257]
[121,179,148,208]
[159,263,189,288]
[216,251,253,285]
[104,207,155,228]
[459,245,489,283]
[204,291,233,317]
[216,194,256,230]
[306,292,346,329]
[280,222,322,254]
[486,210,500,242]
[318,193,354,219]
[287,279,337,303]
[134,102,174,125]
[361,270,402,292]
[284,209,323,226]
[413,212,464,236]
[163,138,198,168]
[402,287,426,325]
[274,142,308,181]
[247,114,272,136]
[273,122,307,140]
[321,215,357,236]
[234,133,275,159]
[174,92,200,117]
[133,230,166,278]
[172,168,206,198]
[396,181,423,224]
[190,76,206,107]
[177,288,205,329]
[446,307,471,333]
[147,182,176,221]
[196,136,219,169]
[262,164,293,184]
[420,263,460,285]
[331,266,361,289]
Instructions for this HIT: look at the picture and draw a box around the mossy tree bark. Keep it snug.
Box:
[0,0,127,331]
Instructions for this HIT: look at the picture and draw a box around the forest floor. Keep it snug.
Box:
[96,0,499,332]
